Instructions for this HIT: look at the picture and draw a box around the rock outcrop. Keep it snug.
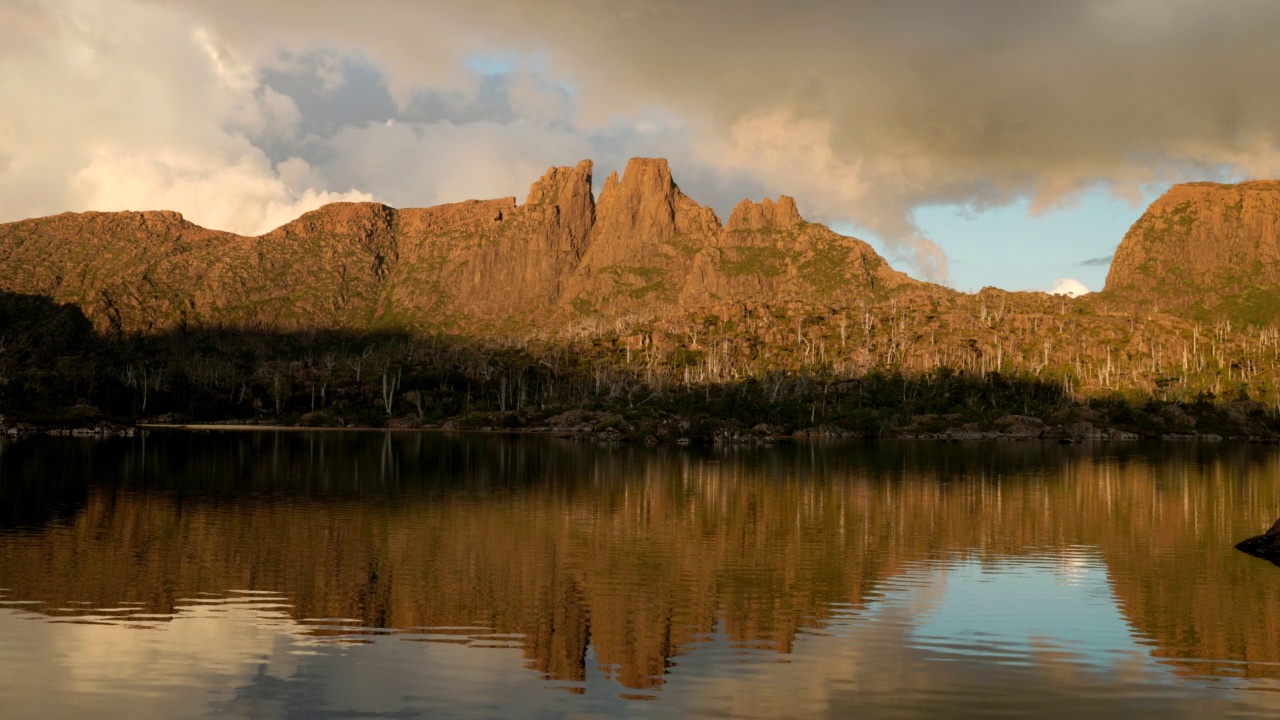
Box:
[723,196,803,232]
[0,158,911,334]
[1104,181,1280,321]
[1235,518,1280,567]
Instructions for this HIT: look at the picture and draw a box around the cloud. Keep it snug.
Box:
[9,0,1280,278]
[0,0,371,235]
[1080,254,1114,267]
[72,149,371,236]
[317,120,595,209]
[156,0,1280,276]
[1050,278,1091,298]
[700,108,948,278]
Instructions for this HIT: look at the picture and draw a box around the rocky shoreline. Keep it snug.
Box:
[3,405,1261,445]
[1,420,144,438]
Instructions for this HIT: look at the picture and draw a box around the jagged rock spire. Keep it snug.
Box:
[524,160,595,257]
[561,158,720,314]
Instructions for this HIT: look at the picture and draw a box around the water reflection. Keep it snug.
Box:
[2,434,1280,717]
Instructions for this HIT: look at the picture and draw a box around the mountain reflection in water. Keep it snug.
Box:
[1,433,1279,718]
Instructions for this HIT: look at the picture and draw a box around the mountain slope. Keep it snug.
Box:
[0,158,913,334]
[682,196,911,310]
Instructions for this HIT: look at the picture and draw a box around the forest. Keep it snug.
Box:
[4,288,1279,442]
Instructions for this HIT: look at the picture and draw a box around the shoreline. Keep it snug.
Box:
[1,420,1253,444]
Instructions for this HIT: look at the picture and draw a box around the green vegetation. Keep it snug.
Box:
[625,280,667,300]
[1169,201,1198,230]
[600,265,669,301]
[720,247,787,277]
[662,232,702,259]
[799,240,853,293]
[1188,285,1280,327]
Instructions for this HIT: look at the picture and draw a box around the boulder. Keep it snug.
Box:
[1236,518,1280,566]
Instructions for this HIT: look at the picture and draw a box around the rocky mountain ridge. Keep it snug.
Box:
[10,157,1280,338]
[0,158,915,335]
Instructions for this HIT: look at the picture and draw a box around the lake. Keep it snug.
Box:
[1,432,1279,718]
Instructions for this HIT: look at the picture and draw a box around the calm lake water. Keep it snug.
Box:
[2,433,1280,718]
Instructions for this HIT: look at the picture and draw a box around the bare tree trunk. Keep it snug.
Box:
[382,367,401,415]
[272,372,285,414]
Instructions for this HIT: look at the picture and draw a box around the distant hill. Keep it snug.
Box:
[1104,180,1280,323]
[0,158,915,336]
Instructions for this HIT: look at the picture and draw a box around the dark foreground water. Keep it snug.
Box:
[2,433,1280,718]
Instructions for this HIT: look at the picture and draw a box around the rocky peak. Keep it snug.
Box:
[559,158,721,315]
[286,202,396,230]
[525,160,593,205]
[598,158,672,200]
[135,210,186,227]
[594,157,720,240]
[595,158,677,239]
[61,209,193,234]
[725,196,804,232]
[1104,181,1280,318]
[522,160,595,256]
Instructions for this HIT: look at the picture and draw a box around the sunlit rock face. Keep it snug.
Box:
[559,158,722,318]
[681,194,912,311]
[1104,181,1280,321]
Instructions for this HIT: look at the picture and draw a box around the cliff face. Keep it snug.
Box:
[390,160,594,329]
[0,158,913,334]
[561,158,723,317]
[1104,181,1280,320]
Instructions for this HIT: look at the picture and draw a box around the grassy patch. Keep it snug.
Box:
[799,241,853,293]
[1189,285,1280,326]
[720,247,787,277]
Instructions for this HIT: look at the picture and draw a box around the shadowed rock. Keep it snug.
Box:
[1235,518,1280,566]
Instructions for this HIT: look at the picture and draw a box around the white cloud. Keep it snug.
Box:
[698,109,953,279]
[0,1,636,237]
[317,120,595,209]
[709,110,867,212]
[0,0,372,234]
[72,148,371,235]
[1050,278,1091,298]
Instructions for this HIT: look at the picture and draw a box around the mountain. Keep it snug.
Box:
[0,158,914,335]
[10,162,1280,440]
[1104,180,1280,322]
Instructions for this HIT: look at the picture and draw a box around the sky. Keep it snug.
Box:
[3,0,1279,294]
